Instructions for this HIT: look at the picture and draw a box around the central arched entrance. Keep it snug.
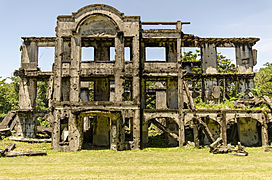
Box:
[78,110,121,150]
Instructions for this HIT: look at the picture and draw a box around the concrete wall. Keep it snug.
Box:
[239,117,260,146]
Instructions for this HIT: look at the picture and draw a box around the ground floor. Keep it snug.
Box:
[9,107,272,151]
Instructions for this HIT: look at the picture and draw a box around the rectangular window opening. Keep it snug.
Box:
[61,77,70,101]
[110,80,115,101]
[125,47,131,61]
[145,81,156,109]
[38,47,55,71]
[81,47,94,61]
[182,47,201,73]
[110,47,115,61]
[146,47,166,62]
[80,81,94,102]
[35,81,49,111]
[123,79,132,101]
[60,117,69,144]
[124,117,133,141]
[217,47,236,73]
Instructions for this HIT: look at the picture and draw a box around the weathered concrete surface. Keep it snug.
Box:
[13,4,267,152]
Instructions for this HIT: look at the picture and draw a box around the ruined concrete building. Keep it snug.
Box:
[13,4,272,151]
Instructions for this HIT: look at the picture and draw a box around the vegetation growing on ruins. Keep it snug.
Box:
[254,62,272,98]
[0,52,270,122]
[0,77,19,119]
[0,77,49,123]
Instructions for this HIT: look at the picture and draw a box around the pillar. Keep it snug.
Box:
[166,42,177,62]
[94,40,110,62]
[219,112,227,146]
[110,115,119,151]
[167,78,178,109]
[155,82,167,109]
[236,44,254,73]
[69,111,83,152]
[94,79,110,101]
[201,43,218,103]
[70,35,81,102]
[20,41,38,70]
[133,109,141,149]
[236,44,255,94]
[54,37,63,102]
[114,32,125,102]
[262,122,269,146]
[177,35,185,147]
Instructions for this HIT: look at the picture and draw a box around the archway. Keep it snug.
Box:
[201,117,220,145]
[142,117,179,148]
[227,117,262,146]
[184,115,220,146]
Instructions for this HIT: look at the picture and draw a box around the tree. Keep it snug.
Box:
[182,50,236,73]
[254,62,272,98]
[35,81,49,111]
[0,76,50,122]
[0,76,19,120]
[217,52,236,73]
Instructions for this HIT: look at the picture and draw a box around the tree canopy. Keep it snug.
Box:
[254,62,272,98]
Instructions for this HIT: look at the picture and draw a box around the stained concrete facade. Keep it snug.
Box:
[14,4,272,151]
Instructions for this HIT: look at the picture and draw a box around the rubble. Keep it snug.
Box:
[0,143,47,158]
[210,141,248,156]
[4,4,271,152]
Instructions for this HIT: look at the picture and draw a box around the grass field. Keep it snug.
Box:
[0,138,272,179]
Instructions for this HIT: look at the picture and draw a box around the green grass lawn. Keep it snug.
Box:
[0,138,272,179]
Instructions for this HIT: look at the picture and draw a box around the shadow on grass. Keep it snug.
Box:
[144,134,178,148]
[82,143,109,150]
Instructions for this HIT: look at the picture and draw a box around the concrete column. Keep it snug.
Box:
[236,44,254,95]
[201,43,218,103]
[69,112,83,152]
[155,82,167,109]
[202,80,217,103]
[52,110,61,151]
[236,44,254,73]
[61,77,70,101]
[110,115,119,151]
[94,41,110,61]
[166,119,179,146]
[167,79,178,109]
[70,35,81,102]
[142,122,149,146]
[262,123,269,146]
[94,79,109,101]
[220,112,227,146]
[178,115,185,147]
[177,37,185,147]
[132,36,140,104]
[114,32,125,102]
[166,42,177,62]
[20,41,38,70]
[63,40,71,61]
[19,78,37,110]
[133,109,141,149]
[237,78,255,94]
[54,37,63,102]
[16,111,36,138]
[193,122,200,148]
[201,43,217,74]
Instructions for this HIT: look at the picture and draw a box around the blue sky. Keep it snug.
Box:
[0,0,271,77]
